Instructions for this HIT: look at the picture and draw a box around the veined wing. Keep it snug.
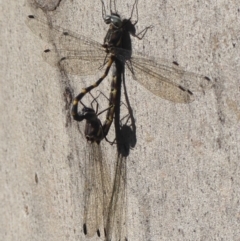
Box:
[83,142,112,238]
[105,154,127,241]
[129,57,194,103]
[26,15,108,76]
[42,49,108,76]
[25,15,104,52]
[129,55,211,103]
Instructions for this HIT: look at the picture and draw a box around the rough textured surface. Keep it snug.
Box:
[1,0,240,240]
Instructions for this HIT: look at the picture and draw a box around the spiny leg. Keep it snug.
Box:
[133,25,153,40]
[101,0,106,20]
[110,0,117,14]
[130,0,139,24]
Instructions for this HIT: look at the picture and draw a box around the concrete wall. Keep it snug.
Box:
[1,0,240,240]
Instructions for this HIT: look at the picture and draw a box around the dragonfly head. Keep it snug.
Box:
[104,13,122,28]
[78,107,98,121]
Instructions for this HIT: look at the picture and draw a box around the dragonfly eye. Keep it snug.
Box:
[104,15,112,24]
[104,15,122,28]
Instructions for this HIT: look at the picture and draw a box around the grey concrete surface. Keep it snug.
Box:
[1,0,240,240]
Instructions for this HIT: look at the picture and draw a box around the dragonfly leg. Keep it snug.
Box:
[133,25,153,40]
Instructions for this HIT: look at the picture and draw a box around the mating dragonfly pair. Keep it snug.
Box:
[26,0,211,145]
[26,1,211,239]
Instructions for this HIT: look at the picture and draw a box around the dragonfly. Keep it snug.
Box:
[77,112,129,241]
[76,93,113,238]
[77,88,131,240]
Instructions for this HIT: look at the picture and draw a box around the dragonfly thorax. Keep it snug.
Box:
[103,16,134,58]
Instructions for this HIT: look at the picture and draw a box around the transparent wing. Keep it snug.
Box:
[25,15,104,51]
[26,15,109,76]
[83,143,102,237]
[83,142,112,238]
[42,49,107,76]
[129,56,211,103]
[105,154,127,241]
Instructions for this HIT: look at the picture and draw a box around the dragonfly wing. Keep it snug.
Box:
[83,143,103,237]
[26,15,104,52]
[105,154,127,241]
[129,55,212,103]
[129,57,194,103]
[42,49,107,76]
[83,143,112,238]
